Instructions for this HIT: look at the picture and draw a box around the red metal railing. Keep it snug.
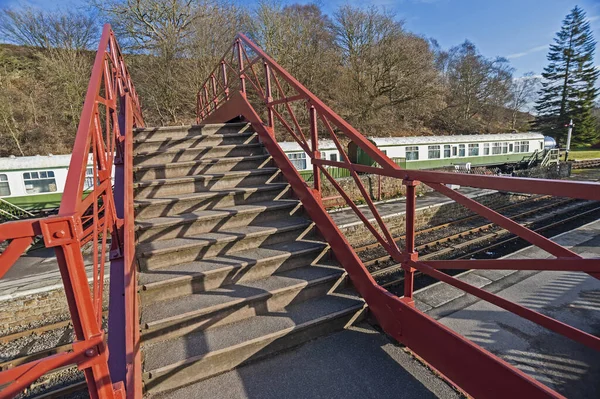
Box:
[0,24,142,399]
[197,33,600,398]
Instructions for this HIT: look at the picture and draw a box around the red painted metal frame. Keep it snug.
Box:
[197,33,600,398]
[0,24,143,399]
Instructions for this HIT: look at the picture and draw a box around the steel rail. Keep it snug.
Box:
[373,203,600,288]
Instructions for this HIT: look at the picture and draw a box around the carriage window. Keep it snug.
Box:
[405,146,419,161]
[513,142,520,152]
[0,174,10,196]
[468,144,479,156]
[492,142,502,155]
[509,143,514,152]
[443,145,451,158]
[329,153,338,162]
[23,170,57,194]
[458,144,465,157]
[428,145,441,159]
[483,143,490,155]
[287,153,307,170]
[521,141,530,153]
[502,142,508,154]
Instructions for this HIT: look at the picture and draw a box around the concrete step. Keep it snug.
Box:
[140,264,347,344]
[134,122,252,141]
[134,143,265,166]
[141,293,365,394]
[134,169,282,199]
[133,155,272,180]
[134,132,258,153]
[138,241,330,303]
[136,200,302,243]
[134,183,291,219]
[136,218,314,270]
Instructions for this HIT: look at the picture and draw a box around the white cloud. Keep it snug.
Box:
[506,45,548,60]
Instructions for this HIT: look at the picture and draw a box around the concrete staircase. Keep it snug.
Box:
[134,122,365,395]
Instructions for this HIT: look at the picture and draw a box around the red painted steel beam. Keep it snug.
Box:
[201,90,570,399]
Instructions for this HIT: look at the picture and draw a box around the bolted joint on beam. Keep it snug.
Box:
[402,252,419,270]
[39,214,83,248]
[73,333,107,371]
[402,179,420,187]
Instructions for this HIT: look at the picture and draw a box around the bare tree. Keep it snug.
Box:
[508,72,539,130]
[0,7,98,50]
[331,5,443,134]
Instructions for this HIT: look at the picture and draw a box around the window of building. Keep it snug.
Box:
[405,146,419,161]
[458,144,466,157]
[23,170,57,194]
[468,143,479,156]
[502,142,508,154]
[428,145,441,159]
[329,153,338,162]
[286,152,307,170]
[484,143,490,155]
[521,141,530,153]
[492,142,502,155]
[0,174,10,196]
[443,145,451,158]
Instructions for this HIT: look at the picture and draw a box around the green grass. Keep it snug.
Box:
[569,150,600,160]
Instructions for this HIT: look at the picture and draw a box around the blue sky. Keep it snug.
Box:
[1,0,599,77]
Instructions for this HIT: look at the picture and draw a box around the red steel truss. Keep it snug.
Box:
[0,25,142,399]
[196,33,600,398]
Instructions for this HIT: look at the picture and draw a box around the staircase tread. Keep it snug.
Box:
[142,292,364,372]
[133,155,270,171]
[134,183,289,206]
[138,240,328,287]
[135,142,262,157]
[135,200,299,230]
[134,131,256,143]
[141,264,344,327]
[134,168,279,187]
[135,122,250,133]
[136,217,312,256]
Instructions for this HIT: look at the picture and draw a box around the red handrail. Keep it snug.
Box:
[0,24,142,399]
[197,33,600,399]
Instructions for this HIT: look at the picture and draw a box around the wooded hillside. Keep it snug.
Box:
[0,1,541,157]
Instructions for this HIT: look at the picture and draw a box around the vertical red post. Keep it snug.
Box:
[403,179,419,302]
[309,104,320,194]
[211,74,218,108]
[221,61,229,101]
[264,62,274,129]
[236,39,246,95]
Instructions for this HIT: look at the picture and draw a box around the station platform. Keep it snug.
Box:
[413,219,600,398]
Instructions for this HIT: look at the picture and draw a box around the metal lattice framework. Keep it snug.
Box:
[0,25,142,399]
[197,33,600,399]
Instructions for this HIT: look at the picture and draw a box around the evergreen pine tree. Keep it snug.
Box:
[535,6,599,146]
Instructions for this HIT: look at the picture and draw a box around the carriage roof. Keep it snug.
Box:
[368,132,544,146]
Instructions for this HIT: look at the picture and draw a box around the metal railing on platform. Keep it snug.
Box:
[196,33,600,399]
[0,24,143,399]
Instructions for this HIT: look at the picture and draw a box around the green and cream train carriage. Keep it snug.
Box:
[0,154,94,211]
[347,133,546,170]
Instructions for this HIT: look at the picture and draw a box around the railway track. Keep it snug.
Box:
[366,199,600,290]
[3,195,599,398]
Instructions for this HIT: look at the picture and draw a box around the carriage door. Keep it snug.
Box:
[452,146,458,157]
